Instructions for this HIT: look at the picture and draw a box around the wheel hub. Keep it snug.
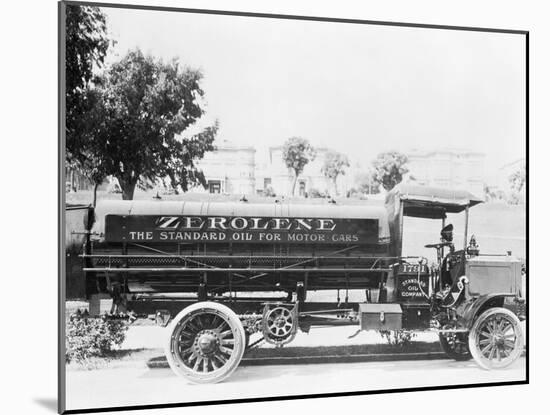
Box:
[492,334,505,346]
[195,330,220,356]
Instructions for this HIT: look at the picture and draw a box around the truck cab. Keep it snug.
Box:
[386,184,525,368]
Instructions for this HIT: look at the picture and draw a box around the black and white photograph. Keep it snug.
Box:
[59,2,527,413]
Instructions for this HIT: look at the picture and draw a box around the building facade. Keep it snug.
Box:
[255,146,350,197]
[405,148,485,198]
[193,140,256,195]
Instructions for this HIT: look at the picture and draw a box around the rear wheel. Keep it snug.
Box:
[469,307,523,370]
[165,302,246,384]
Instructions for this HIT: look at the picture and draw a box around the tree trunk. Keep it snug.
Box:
[92,182,99,207]
[121,185,135,200]
[70,170,76,192]
[118,177,137,200]
[291,173,298,196]
[332,177,338,196]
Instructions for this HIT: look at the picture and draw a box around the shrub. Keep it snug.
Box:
[107,181,122,194]
[379,330,416,347]
[264,185,276,197]
[308,188,324,198]
[346,187,364,198]
[507,192,524,205]
[66,313,128,364]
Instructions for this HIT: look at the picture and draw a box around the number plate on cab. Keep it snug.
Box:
[397,264,428,274]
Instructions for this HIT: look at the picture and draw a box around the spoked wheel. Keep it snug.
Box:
[439,331,472,361]
[469,307,524,370]
[265,307,294,338]
[165,302,246,384]
[262,305,297,346]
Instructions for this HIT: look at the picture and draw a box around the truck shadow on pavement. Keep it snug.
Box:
[34,398,57,412]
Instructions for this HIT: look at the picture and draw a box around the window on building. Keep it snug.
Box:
[263,178,272,189]
[209,180,221,194]
[299,181,306,197]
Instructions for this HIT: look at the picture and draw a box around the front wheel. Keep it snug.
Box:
[165,302,246,384]
[469,307,524,370]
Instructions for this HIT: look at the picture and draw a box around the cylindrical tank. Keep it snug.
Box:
[86,200,393,295]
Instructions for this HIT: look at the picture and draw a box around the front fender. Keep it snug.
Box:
[458,293,516,329]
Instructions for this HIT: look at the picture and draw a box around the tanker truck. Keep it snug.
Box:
[79,184,525,383]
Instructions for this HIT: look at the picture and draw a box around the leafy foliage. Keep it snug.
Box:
[308,188,325,198]
[321,151,350,195]
[66,313,128,364]
[79,49,218,200]
[371,151,409,191]
[263,185,276,197]
[509,164,526,193]
[483,184,505,202]
[68,86,114,205]
[65,5,111,166]
[507,192,524,205]
[379,330,417,347]
[282,137,316,195]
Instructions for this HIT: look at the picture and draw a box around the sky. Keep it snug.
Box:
[101,7,526,182]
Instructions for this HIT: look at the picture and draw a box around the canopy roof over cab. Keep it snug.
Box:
[386,184,484,219]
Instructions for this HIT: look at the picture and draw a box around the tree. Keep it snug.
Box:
[282,137,316,196]
[65,5,111,165]
[68,86,112,205]
[321,151,350,195]
[83,49,217,200]
[371,151,409,191]
[509,164,526,193]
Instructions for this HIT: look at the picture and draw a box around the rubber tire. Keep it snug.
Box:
[468,307,524,370]
[165,301,246,384]
[439,333,472,361]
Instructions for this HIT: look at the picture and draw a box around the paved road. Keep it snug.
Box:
[121,324,441,350]
[65,357,526,412]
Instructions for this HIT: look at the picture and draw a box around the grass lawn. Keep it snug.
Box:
[66,348,160,371]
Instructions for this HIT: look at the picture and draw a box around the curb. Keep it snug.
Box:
[146,346,527,369]
[147,351,447,369]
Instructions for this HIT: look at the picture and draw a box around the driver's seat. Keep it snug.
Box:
[424,224,455,288]
[441,251,465,288]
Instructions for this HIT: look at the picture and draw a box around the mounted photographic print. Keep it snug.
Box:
[59,1,528,413]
